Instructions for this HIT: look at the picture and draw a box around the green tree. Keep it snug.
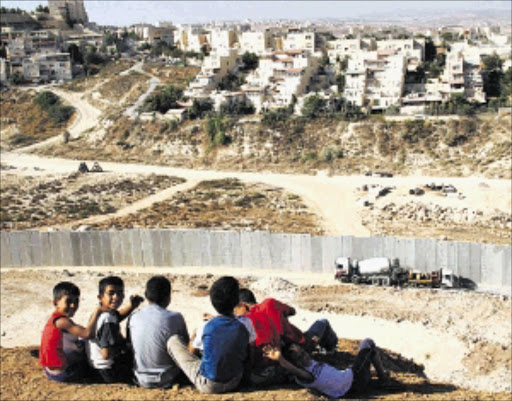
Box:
[9,72,26,85]
[142,85,184,113]
[482,53,503,98]
[302,95,326,119]
[67,43,83,64]
[241,52,259,70]
[35,4,49,12]
[187,98,213,119]
[335,73,345,93]
[425,37,436,62]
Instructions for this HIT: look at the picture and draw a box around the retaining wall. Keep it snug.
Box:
[1,229,510,291]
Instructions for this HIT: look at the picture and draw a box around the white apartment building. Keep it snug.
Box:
[0,58,8,83]
[326,38,376,63]
[186,48,239,97]
[282,30,315,53]
[23,52,72,82]
[443,50,465,95]
[176,25,209,53]
[344,50,406,110]
[239,29,273,55]
[243,49,319,110]
[376,38,425,71]
[209,28,237,52]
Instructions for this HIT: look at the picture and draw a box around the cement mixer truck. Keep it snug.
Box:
[334,257,408,286]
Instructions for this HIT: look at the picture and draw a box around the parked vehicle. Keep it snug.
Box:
[334,257,408,286]
[335,257,459,289]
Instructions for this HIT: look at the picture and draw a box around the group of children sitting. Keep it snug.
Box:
[40,275,389,398]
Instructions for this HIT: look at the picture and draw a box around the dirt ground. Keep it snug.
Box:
[0,267,510,401]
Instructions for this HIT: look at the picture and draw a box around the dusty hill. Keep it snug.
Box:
[0,89,75,150]
[36,113,512,179]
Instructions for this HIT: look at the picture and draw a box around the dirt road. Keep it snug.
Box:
[2,151,511,237]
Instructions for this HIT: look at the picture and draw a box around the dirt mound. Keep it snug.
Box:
[2,341,510,401]
[250,276,298,300]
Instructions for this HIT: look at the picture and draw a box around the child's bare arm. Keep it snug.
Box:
[263,345,314,382]
[118,295,144,322]
[55,306,106,339]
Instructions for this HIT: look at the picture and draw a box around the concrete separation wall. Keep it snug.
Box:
[1,229,510,292]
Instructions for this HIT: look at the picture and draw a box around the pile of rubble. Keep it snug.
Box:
[376,201,511,229]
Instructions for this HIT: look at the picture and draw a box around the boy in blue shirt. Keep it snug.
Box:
[167,276,250,393]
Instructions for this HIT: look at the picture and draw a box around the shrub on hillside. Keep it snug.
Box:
[33,91,74,125]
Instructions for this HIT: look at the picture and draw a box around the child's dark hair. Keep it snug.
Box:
[145,276,171,305]
[282,344,305,368]
[99,276,124,295]
[53,281,80,302]
[238,288,257,304]
[210,276,239,315]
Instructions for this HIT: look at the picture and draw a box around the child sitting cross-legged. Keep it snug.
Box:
[263,338,389,398]
[86,276,143,384]
[167,276,252,394]
[40,281,108,383]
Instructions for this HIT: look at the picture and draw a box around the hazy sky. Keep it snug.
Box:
[3,1,511,26]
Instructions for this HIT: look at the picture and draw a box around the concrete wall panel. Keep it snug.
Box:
[79,232,93,266]
[27,231,42,266]
[241,231,259,270]
[1,231,13,267]
[446,241,458,274]
[152,230,164,267]
[48,232,62,266]
[39,232,52,267]
[469,243,481,283]
[480,245,503,286]
[456,242,471,280]
[382,236,397,260]
[158,230,171,266]
[70,232,82,266]
[259,231,272,270]
[169,230,185,267]
[110,231,124,266]
[198,230,211,267]
[321,236,341,274]
[341,236,354,259]
[414,239,430,272]
[502,246,511,287]
[311,235,323,273]
[436,241,448,270]
[139,230,155,267]
[90,231,103,266]
[99,231,113,266]
[129,230,144,267]
[270,234,289,270]
[57,231,73,266]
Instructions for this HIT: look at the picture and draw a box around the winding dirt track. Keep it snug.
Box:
[4,72,511,236]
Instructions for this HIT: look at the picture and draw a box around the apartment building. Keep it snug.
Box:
[443,50,465,95]
[242,49,319,110]
[185,48,239,97]
[23,52,72,82]
[209,28,237,52]
[344,50,406,110]
[326,38,376,63]
[239,29,273,55]
[282,30,315,53]
[376,38,425,71]
[0,57,8,83]
[175,25,209,53]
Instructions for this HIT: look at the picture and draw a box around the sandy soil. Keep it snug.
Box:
[0,266,510,401]
[2,151,511,242]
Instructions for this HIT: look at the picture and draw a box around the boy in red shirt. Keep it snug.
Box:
[40,281,106,383]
